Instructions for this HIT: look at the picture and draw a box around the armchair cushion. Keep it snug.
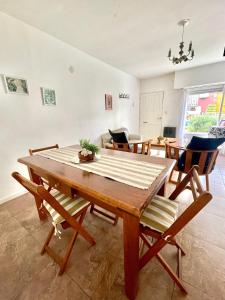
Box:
[187,136,225,151]
[108,129,129,143]
[101,127,141,148]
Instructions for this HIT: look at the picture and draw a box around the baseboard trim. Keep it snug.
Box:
[0,191,27,205]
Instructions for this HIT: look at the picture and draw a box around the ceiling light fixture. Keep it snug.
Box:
[168,19,194,64]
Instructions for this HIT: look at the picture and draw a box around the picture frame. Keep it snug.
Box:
[105,94,112,110]
[3,75,29,95]
[41,87,56,106]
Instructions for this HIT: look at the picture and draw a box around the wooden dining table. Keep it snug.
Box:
[18,145,176,299]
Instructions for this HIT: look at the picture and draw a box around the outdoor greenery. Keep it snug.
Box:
[80,139,100,154]
[186,115,217,132]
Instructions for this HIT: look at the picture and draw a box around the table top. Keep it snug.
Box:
[18,145,176,217]
[128,139,151,144]
[151,138,177,147]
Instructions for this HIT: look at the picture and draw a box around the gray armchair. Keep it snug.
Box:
[101,127,141,148]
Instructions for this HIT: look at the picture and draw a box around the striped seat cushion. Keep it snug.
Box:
[43,190,89,225]
[140,195,179,233]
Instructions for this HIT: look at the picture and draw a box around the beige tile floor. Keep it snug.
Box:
[0,155,225,300]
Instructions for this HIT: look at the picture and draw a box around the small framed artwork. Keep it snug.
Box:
[105,94,112,110]
[3,75,29,95]
[41,87,56,106]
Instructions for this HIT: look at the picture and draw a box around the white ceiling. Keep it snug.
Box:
[0,0,225,79]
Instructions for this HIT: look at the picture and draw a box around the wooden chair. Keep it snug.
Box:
[139,166,212,293]
[113,140,151,155]
[12,172,96,275]
[165,143,219,190]
[112,141,131,152]
[29,144,59,191]
[139,140,151,155]
[29,144,59,156]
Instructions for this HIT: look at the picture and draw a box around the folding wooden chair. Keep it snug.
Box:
[29,144,59,191]
[139,166,212,293]
[12,172,96,275]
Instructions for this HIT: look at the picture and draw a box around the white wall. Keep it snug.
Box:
[0,12,140,203]
[174,61,225,89]
[140,73,183,133]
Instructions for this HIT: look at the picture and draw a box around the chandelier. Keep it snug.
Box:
[168,19,194,64]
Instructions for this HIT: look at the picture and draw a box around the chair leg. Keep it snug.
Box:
[205,174,210,191]
[41,225,55,255]
[90,203,94,213]
[140,234,187,293]
[177,172,182,184]
[41,209,95,275]
[156,253,187,294]
[175,240,186,256]
[58,212,86,275]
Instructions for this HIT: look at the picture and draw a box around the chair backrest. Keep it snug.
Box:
[11,172,80,230]
[164,166,212,239]
[165,143,219,175]
[113,141,131,152]
[29,144,59,155]
[141,140,151,155]
[183,149,219,175]
[165,143,180,161]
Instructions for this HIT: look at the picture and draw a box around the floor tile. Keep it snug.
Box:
[14,264,89,300]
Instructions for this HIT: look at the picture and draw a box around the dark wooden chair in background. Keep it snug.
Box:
[112,141,131,152]
[113,140,151,155]
[12,171,96,275]
[139,140,151,155]
[139,166,212,293]
[165,143,219,190]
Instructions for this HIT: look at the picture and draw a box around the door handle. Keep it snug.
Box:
[143,121,148,124]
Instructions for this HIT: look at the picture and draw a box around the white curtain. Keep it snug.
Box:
[177,89,188,144]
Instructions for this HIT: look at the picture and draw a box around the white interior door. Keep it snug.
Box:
[140,91,164,139]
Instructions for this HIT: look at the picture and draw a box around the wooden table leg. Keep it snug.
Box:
[28,167,47,221]
[133,144,138,153]
[158,180,166,196]
[123,213,139,300]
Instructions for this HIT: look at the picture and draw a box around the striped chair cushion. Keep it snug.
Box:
[140,195,179,233]
[43,190,89,225]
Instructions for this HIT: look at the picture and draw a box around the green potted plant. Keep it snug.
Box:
[79,139,100,162]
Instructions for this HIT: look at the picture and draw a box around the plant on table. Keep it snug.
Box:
[79,139,100,158]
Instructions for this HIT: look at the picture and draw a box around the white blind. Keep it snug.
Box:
[187,84,225,95]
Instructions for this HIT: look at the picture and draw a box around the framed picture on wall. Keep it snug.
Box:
[105,94,112,110]
[41,87,56,106]
[3,75,29,95]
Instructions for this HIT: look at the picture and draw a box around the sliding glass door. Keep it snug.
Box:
[185,85,225,135]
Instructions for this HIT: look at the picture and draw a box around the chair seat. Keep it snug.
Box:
[140,195,179,233]
[43,190,89,225]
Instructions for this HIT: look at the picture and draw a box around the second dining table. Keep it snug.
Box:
[18,145,176,299]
